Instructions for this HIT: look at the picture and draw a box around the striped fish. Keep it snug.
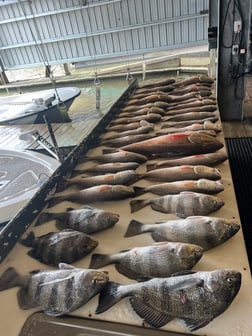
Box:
[19,229,98,266]
[0,263,109,316]
[130,191,224,217]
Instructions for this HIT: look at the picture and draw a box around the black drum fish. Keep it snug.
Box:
[19,229,98,266]
[95,269,241,331]
[0,263,109,316]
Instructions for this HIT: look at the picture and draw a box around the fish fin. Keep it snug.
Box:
[19,231,36,247]
[129,297,173,328]
[130,199,149,213]
[58,263,75,270]
[114,264,149,281]
[183,317,211,331]
[39,275,75,288]
[133,186,146,197]
[66,207,75,211]
[124,220,144,237]
[95,281,122,314]
[168,278,204,292]
[34,212,51,226]
[89,254,111,269]
[0,267,21,290]
[151,232,168,242]
[55,219,66,230]
[171,270,197,277]
[17,288,38,310]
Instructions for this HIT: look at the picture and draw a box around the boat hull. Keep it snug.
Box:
[0,87,81,125]
[0,149,60,225]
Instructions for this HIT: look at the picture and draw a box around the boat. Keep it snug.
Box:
[0,87,81,125]
[0,148,60,226]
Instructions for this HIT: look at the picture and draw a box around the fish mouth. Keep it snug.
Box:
[92,271,109,284]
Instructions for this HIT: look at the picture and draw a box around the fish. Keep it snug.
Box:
[133,179,224,196]
[137,78,175,89]
[65,170,139,188]
[0,263,109,316]
[35,205,120,234]
[100,134,153,148]
[49,184,135,205]
[163,112,218,122]
[160,121,222,134]
[106,120,153,132]
[162,117,219,128]
[95,269,241,331]
[169,84,212,96]
[172,74,214,87]
[109,113,161,124]
[130,191,224,216]
[74,162,139,174]
[101,125,154,141]
[146,149,228,170]
[134,84,174,94]
[156,129,217,138]
[163,105,217,115]
[121,101,169,112]
[118,106,165,117]
[141,165,222,182]
[19,229,98,266]
[89,242,203,281]
[86,150,148,163]
[124,216,240,250]
[165,98,216,110]
[120,132,223,157]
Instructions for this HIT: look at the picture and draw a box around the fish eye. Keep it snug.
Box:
[92,279,97,284]
[227,277,233,283]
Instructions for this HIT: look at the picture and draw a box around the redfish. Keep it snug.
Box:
[49,184,135,205]
[66,170,139,188]
[130,191,224,216]
[87,150,147,163]
[163,111,218,122]
[120,132,223,157]
[141,165,221,182]
[146,149,227,170]
[133,179,224,196]
[74,162,139,174]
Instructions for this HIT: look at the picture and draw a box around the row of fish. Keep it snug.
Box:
[0,74,242,333]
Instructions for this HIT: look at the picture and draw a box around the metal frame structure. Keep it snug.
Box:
[0,0,209,70]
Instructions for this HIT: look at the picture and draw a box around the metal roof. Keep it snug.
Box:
[0,0,209,70]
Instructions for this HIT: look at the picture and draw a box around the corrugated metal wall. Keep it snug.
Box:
[0,0,209,70]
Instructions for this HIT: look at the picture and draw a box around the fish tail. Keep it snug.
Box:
[34,212,52,226]
[133,186,145,197]
[146,163,157,171]
[130,199,149,213]
[89,254,112,269]
[0,267,21,291]
[124,220,145,237]
[19,231,35,247]
[95,281,123,314]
